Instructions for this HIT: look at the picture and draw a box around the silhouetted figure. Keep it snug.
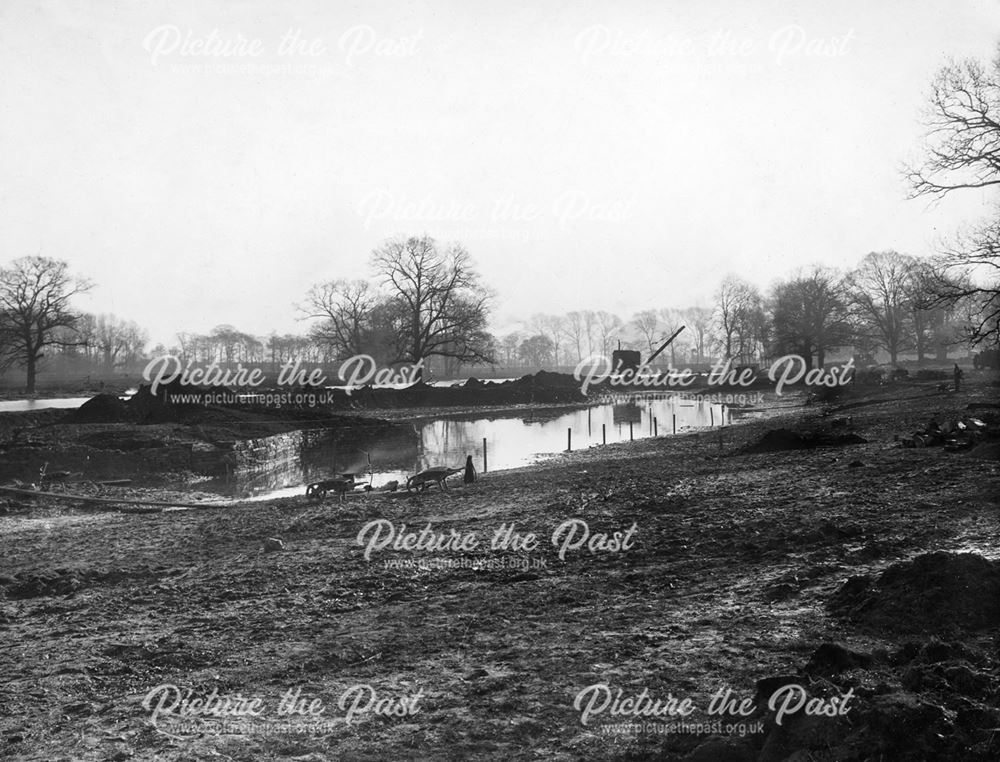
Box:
[954,363,963,392]
[464,454,477,484]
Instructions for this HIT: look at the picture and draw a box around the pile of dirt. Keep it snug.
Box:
[829,551,1000,633]
[61,394,134,424]
[58,371,589,423]
[127,380,216,423]
[512,369,583,392]
[325,371,586,409]
[744,427,867,453]
[691,637,1000,761]
[60,382,211,425]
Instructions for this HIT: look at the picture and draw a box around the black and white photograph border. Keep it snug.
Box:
[1,1,999,760]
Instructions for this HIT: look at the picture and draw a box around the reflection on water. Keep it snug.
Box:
[236,394,731,500]
[0,394,137,412]
[0,397,94,412]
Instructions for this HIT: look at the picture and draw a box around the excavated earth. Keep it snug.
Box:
[0,374,998,761]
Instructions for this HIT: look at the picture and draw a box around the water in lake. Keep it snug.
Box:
[237,394,733,500]
[0,397,93,412]
[0,391,138,413]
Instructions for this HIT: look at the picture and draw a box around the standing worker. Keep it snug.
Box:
[464,454,477,484]
[954,363,964,392]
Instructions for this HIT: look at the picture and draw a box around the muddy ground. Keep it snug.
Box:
[1,374,999,761]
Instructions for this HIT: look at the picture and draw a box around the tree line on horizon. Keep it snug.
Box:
[1,49,998,392]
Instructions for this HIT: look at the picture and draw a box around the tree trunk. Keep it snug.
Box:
[26,355,37,394]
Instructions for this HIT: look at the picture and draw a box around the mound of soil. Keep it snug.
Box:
[127,381,215,423]
[60,383,218,425]
[325,371,586,409]
[829,552,1000,633]
[62,394,134,424]
[744,427,867,453]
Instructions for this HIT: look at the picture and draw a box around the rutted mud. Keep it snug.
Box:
[0,374,998,760]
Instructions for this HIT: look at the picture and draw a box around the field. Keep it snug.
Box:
[1,375,999,761]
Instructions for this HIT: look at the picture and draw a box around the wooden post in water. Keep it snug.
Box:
[710,407,714,427]
[602,423,606,445]
[567,428,572,452]
[629,421,634,441]
[672,414,676,434]
[588,408,592,436]
[653,417,658,436]
[483,437,488,473]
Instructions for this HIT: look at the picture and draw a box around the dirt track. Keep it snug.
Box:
[1,376,999,761]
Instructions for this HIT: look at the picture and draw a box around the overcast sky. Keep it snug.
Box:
[2,0,998,345]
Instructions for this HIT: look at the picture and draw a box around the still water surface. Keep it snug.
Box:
[238,394,734,500]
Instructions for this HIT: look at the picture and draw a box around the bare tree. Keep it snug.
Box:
[0,256,92,392]
[931,220,1000,345]
[371,236,494,373]
[715,277,742,361]
[561,311,588,362]
[593,311,623,356]
[499,332,522,366]
[527,314,565,365]
[908,257,973,360]
[71,313,98,362]
[94,314,127,368]
[87,314,149,368]
[631,310,660,355]
[714,276,766,363]
[771,268,852,368]
[682,306,712,363]
[847,251,916,364]
[268,333,315,365]
[175,332,196,361]
[300,278,382,359]
[582,310,599,356]
[907,50,1000,345]
[657,308,689,367]
[121,320,149,365]
[518,334,555,366]
[209,325,243,366]
[906,55,1000,199]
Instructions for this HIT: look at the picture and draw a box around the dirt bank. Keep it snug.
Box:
[0,373,998,760]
